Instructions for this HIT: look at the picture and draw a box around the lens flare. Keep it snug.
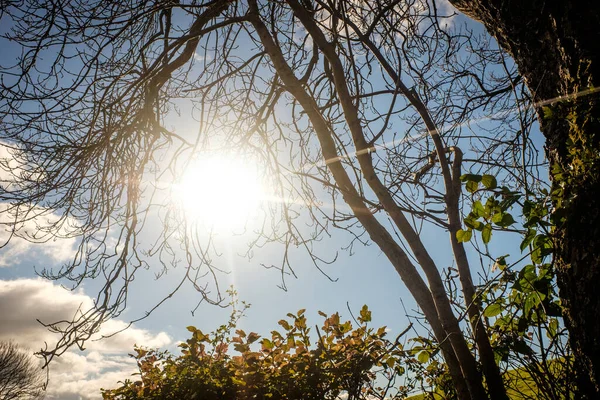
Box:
[174,155,265,230]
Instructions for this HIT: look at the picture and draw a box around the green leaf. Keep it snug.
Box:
[456,229,472,243]
[493,255,508,271]
[465,216,483,231]
[482,223,492,244]
[481,174,497,189]
[494,213,516,228]
[520,229,537,251]
[500,193,520,210]
[546,301,563,317]
[492,212,502,224]
[513,339,531,355]
[531,247,543,264]
[486,197,500,215]
[417,350,430,364]
[261,338,274,350]
[359,305,372,323]
[460,173,482,183]
[494,316,509,330]
[466,180,479,193]
[530,235,553,263]
[547,318,559,338]
[472,200,486,218]
[483,303,503,318]
[501,213,516,227]
[524,293,540,315]
[518,265,537,287]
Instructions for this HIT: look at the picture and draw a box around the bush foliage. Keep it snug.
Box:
[101,304,434,400]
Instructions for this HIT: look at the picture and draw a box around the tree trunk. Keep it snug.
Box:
[449,1,600,397]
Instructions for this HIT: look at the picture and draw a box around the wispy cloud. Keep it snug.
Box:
[0,212,77,267]
[0,142,78,268]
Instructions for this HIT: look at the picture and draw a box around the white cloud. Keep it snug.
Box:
[0,279,171,399]
[48,352,138,400]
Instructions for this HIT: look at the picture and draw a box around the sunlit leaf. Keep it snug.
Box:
[484,303,503,318]
[456,229,472,242]
[417,350,430,364]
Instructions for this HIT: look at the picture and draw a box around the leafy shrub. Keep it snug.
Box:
[102,305,420,400]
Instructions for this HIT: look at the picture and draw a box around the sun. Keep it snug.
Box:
[174,154,266,230]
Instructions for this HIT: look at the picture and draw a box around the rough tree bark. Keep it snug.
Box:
[450,1,600,397]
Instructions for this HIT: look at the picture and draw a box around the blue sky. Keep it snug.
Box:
[0,1,546,398]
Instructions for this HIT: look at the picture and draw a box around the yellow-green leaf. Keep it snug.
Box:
[456,229,472,243]
[483,303,503,318]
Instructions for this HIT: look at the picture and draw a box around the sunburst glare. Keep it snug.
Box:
[174,154,266,231]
